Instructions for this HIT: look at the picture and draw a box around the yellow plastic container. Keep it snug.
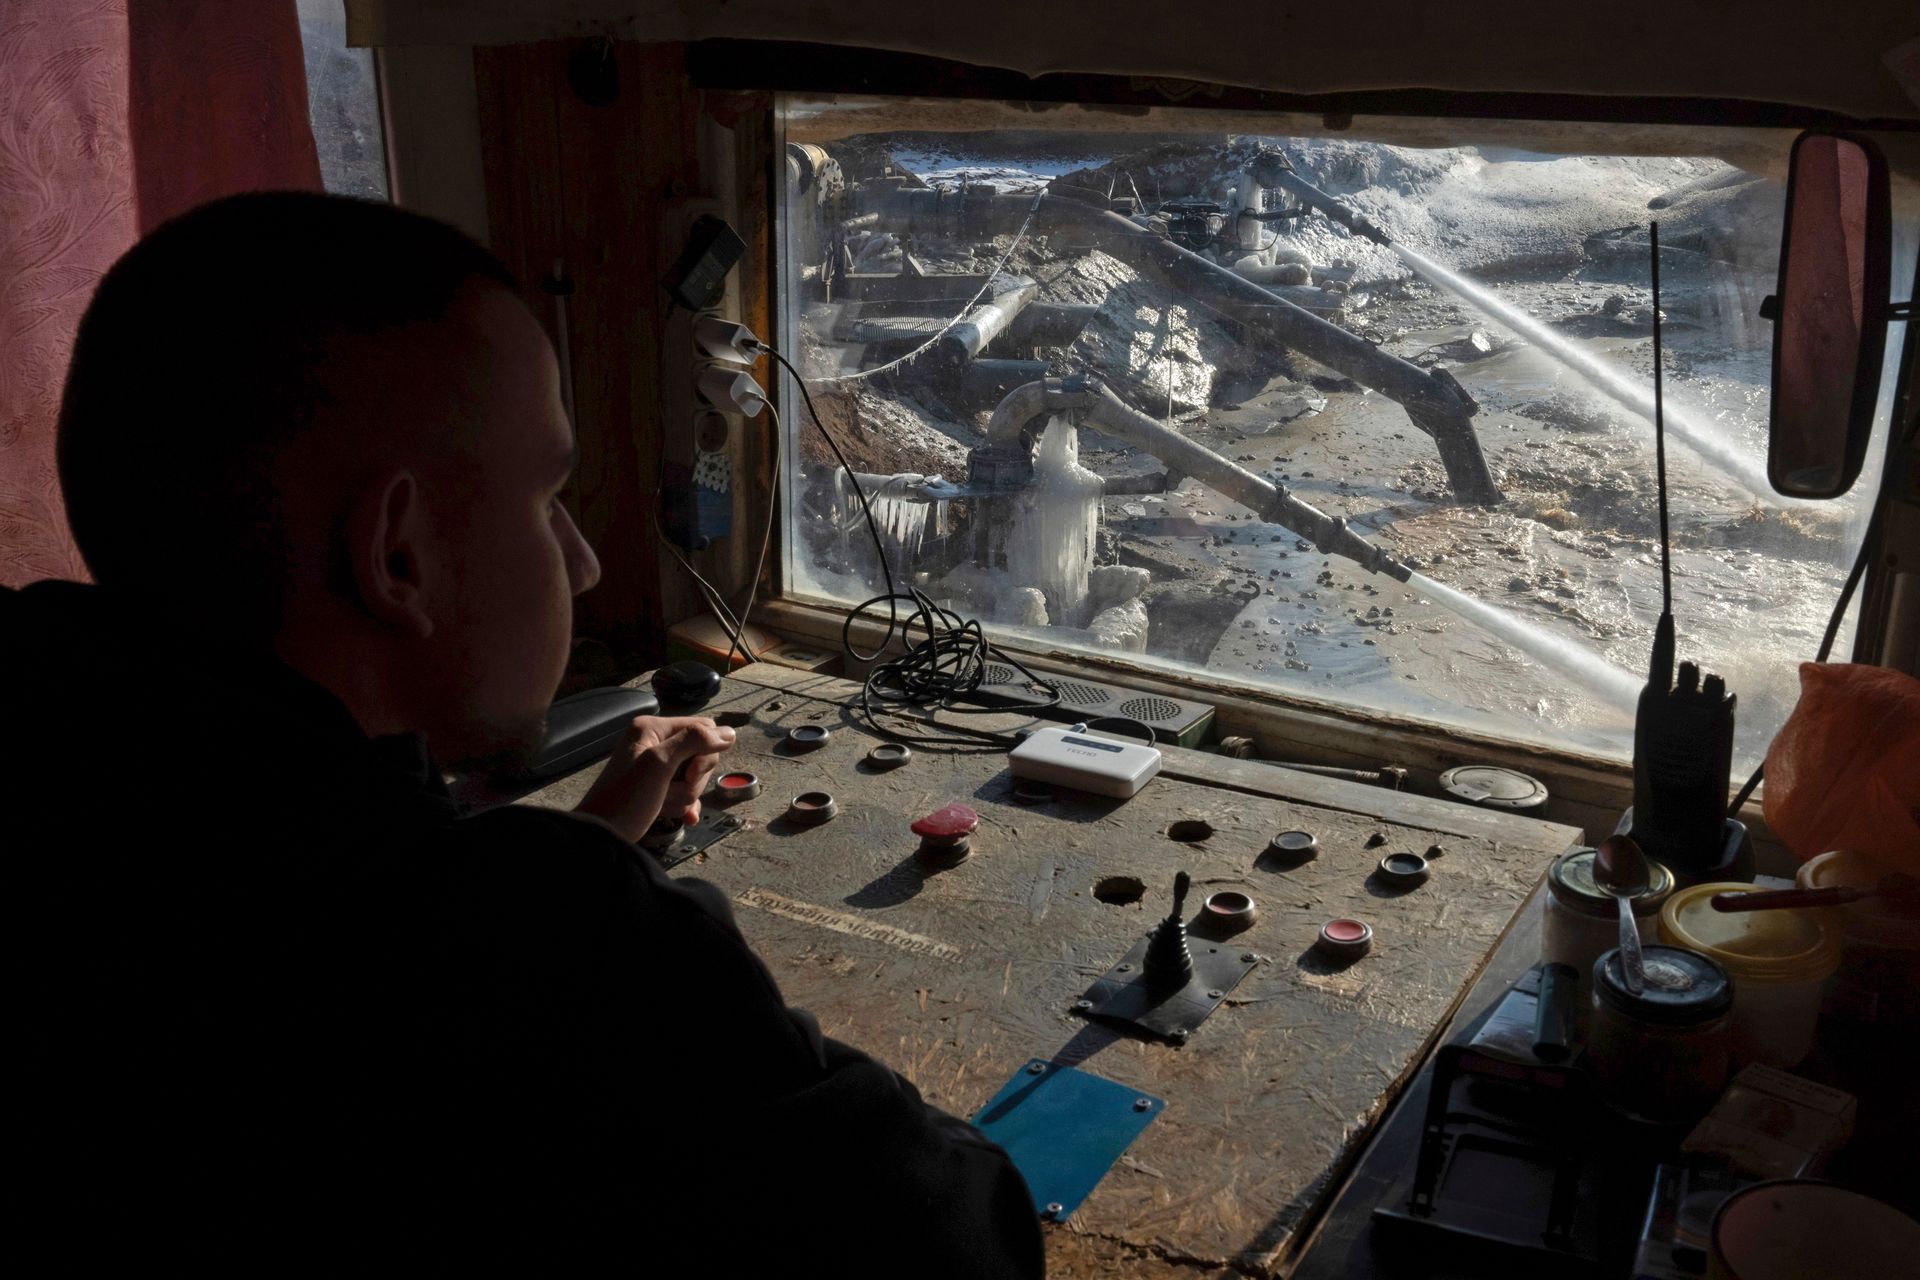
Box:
[1796,850,1920,1026]
[1659,883,1840,1069]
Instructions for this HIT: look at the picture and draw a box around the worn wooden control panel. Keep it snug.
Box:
[526,664,1580,1277]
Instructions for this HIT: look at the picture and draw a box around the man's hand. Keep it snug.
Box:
[572,716,735,845]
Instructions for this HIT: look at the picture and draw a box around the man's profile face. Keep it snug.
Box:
[420,287,600,768]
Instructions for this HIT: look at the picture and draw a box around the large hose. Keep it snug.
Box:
[982,377,1413,582]
[857,184,1501,505]
[1263,169,1395,246]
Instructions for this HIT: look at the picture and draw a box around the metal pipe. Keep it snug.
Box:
[1080,382,1413,581]
[787,142,833,194]
[956,357,1049,404]
[938,275,1038,364]
[1009,301,1098,348]
[983,379,1094,444]
[980,377,1412,581]
[859,185,1499,504]
[861,186,1449,413]
[1263,169,1394,246]
[1270,762,1409,788]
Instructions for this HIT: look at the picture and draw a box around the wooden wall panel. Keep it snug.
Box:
[708,90,779,602]
[472,40,701,669]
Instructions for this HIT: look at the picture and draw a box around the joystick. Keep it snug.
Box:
[1142,872,1197,990]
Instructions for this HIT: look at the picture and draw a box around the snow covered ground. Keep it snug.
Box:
[785,130,1890,769]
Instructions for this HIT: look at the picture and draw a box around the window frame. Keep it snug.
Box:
[711,60,1915,857]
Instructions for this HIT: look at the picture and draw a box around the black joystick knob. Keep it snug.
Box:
[1143,871,1196,991]
[651,660,721,709]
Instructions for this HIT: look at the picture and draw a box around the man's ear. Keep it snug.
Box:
[346,471,435,640]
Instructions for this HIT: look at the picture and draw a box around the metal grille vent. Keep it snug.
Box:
[1118,696,1184,723]
[952,662,1215,746]
[1057,680,1111,707]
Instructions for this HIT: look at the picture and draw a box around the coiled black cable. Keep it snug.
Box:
[761,346,1060,749]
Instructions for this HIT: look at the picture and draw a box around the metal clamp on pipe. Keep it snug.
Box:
[1261,488,1415,583]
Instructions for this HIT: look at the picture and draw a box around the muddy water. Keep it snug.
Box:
[1393,245,1781,498]
[1134,305,1856,769]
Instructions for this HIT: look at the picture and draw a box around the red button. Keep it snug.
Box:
[911,804,980,839]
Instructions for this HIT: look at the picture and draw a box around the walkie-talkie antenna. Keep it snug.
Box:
[1648,221,1675,688]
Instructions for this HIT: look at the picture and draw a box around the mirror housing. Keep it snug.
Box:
[1764,131,1892,500]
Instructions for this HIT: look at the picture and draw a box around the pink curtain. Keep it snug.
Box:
[0,0,321,588]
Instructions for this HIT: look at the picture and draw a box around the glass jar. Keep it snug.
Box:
[1660,882,1840,1068]
[1797,850,1920,1029]
[1588,945,1732,1125]
[1543,846,1674,1030]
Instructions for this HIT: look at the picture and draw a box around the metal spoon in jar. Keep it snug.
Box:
[1595,834,1652,995]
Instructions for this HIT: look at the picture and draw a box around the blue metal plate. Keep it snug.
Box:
[971,1059,1164,1219]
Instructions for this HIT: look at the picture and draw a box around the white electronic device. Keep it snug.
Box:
[1008,724,1163,798]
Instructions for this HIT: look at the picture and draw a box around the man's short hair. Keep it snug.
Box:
[58,191,518,636]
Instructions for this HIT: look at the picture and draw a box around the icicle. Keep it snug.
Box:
[1006,416,1103,627]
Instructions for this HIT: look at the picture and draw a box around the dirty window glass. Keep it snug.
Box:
[776,99,1905,769]
[297,0,388,200]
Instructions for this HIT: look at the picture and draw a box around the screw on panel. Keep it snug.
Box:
[1133,1098,1152,1112]
[1241,953,1258,963]
[1207,989,1224,999]
[1073,1000,1093,1011]
[1116,964,1132,972]
[1170,1029,1190,1042]
[1045,1203,1065,1218]
[1027,1062,1046,1075]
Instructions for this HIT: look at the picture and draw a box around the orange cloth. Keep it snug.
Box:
[1764,663,1920,870]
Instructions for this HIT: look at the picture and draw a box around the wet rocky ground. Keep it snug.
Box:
[788,134,1863,768]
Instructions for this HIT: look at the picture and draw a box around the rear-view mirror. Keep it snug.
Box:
[1765,131,1892,499]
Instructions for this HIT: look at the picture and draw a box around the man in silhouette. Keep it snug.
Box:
[6,192,1040,1275]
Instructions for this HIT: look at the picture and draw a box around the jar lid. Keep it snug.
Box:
[1594,945,1732,1025]
[1798,851,1920,950]
[1661,882,1843,984]
[1711,1179,1920,1280]
[1438,764,1548,812]
[1549,847,1675,919]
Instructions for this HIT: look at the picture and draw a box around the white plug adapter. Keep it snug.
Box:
[696,366,768,418]
[693,316,764,365]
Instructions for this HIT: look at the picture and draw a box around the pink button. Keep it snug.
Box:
[911,804,980,839]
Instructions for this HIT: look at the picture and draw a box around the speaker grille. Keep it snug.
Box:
[1118,696,1184,722]
[984,662,1020,684]
[1057,680,1110,707]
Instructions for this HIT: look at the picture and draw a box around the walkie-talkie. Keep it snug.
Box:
[1625,223,1738,880]
[1630,657,1737,876]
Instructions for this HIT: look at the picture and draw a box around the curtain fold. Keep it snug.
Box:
[1,0,321,588]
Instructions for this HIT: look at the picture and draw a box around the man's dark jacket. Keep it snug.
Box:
[6,581,1042,1274]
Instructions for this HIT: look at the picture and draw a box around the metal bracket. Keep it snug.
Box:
[653,809,748,870]
[972,1059,1164,1220]
[1072,933,1261,1042]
